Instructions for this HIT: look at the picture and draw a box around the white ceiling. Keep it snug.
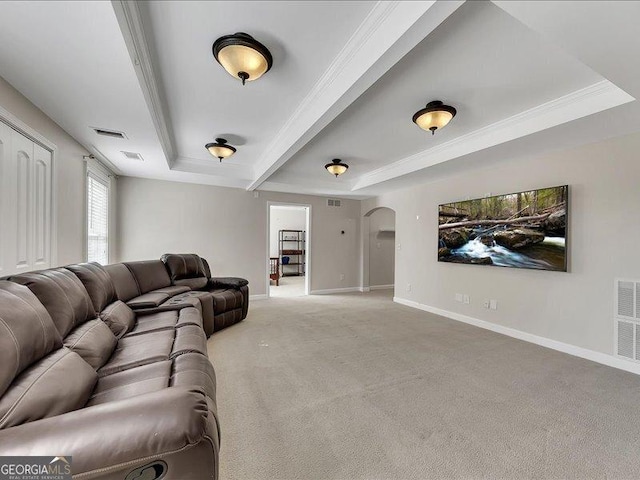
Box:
[271,1,604,182]
[0,0,638,198]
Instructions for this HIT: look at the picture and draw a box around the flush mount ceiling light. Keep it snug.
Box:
[325,159,349,177]
[412,100,457,135]
[212,32,273,85]
[205,138,236,162]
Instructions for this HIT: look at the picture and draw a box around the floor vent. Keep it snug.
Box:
[92,127,127,139]
[615,279,639,360]
[121,151,144,161]
[327,198,341,207]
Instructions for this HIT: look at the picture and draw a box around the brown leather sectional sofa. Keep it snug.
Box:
[0,253,248,479]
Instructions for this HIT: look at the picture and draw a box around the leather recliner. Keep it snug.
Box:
[0,257,227,479]
[161,253,249,332]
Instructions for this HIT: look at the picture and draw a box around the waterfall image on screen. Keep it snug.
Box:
[438,185,568,271]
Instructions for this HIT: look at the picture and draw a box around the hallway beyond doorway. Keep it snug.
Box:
[270,275,305,297]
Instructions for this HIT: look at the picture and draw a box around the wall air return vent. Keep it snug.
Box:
[327,199,342,207]
[92,127,127,139]
[121,151,144,161]
[615,279,640,361]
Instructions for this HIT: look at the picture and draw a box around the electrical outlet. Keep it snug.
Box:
[483,300,490,309]
[406,283,412,292]
[416,215,420,220]
[455,293,463,302]
[339,274,345,281]
[490,299,497,310]
[397,243,401,251]
[463,294,470,305]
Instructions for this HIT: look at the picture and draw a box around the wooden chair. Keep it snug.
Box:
[269,257,280,286]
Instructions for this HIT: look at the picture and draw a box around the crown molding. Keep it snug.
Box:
[353,80,635,190]
[247,0,465,191]
[111,0,176,168]
[259,179,370,200]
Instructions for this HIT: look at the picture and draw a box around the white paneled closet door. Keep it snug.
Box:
[0,122,9,277]
[0,122,53,276]
[33,143,52,269]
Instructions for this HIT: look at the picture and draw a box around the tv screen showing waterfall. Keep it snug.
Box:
[438,185,568,271]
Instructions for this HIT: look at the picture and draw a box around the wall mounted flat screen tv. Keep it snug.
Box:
[438,185,568,271]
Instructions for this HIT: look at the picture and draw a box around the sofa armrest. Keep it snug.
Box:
[208,277,248,290]
[0,387,215,477]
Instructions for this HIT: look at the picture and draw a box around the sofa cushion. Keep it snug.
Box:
[100,300,136,338]
[176,306,205,330]
[126,311,180,337]
[0,348,97,429]
[125,260,172,294]
[98,330,175,377]
[178,277,208,290]
[126,291,170,309]
[104,263,140,302]
[64,319,118,370]
[87,361,172,407]
[67,262,117,313]
[9,268,96,338]
[171,323,208,358]
[171,353,217,402]
[0,281,62,397]
[153,285,191,296]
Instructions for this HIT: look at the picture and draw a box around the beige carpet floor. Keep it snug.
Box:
[270,275,305,297]
[208,290,640,480]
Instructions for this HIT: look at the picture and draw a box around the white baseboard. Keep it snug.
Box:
[370,284,394,291]
[311,287,361,295]
[394,296,640,376]
[250,294,267,301]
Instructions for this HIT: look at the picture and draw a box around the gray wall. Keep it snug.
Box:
[368,207,395,287]
[363,131,640,356]
[0,75,109,266]
[116,177,361,296]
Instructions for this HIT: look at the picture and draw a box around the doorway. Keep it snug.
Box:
[268,204,310,297]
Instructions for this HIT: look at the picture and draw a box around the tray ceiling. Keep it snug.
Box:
[0,0,636,198]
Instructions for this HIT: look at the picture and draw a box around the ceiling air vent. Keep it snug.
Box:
[92,127,127,139]
[327,198,342,207]
[615,279,640,361]
[121,151,144,161]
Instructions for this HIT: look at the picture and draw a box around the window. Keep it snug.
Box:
[87,170,109,264]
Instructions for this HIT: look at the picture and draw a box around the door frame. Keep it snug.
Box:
[266,201,311,298]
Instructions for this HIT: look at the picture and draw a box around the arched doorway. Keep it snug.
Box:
[362,207,396,294]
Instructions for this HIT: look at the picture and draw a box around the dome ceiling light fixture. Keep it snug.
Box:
[325,158,349,177]
[412,100,457,135]
[212,32,273,85]
[205,138,236,162]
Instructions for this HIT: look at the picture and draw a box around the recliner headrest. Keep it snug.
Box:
[161,254,209,290]
[0,281,62,397]
[67,262,117,313]
[10,268,96,338]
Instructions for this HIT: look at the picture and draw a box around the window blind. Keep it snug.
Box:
[87,172,109,265]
